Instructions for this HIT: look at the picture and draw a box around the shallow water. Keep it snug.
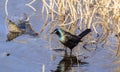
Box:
[0,0,119,72]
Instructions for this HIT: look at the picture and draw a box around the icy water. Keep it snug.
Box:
[0,0,119,72]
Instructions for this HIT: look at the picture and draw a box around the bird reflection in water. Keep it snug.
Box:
[51,54,89,72]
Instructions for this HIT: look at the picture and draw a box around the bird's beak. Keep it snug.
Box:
[50,31,55,34]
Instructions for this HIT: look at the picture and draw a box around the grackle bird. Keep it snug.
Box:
[51,28,91,54]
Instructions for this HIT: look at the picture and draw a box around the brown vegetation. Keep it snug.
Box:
[41,0,120,56]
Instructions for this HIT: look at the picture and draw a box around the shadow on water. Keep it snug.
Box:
[52,49,65,52]
[51,53,89,72]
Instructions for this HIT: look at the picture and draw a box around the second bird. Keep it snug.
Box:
[51,28,91,54]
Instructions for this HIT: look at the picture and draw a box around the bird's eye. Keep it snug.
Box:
[54,29,58,32]
[55,30,57,33]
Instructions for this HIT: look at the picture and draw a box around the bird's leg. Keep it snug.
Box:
[63,46,67,51]
[64,46,68,55]
[65,49,67,55]
[70,49,72,56]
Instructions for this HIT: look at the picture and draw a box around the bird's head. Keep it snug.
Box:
[51,28,59,34]
[51,28,64,37]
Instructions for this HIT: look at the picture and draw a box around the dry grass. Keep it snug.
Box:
[40,0,120,56]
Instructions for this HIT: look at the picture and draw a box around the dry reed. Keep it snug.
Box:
[41,0,120,56]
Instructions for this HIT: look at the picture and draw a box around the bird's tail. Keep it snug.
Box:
[78,29,91,39]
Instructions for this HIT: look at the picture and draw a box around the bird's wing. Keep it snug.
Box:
[65,32,80,42]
